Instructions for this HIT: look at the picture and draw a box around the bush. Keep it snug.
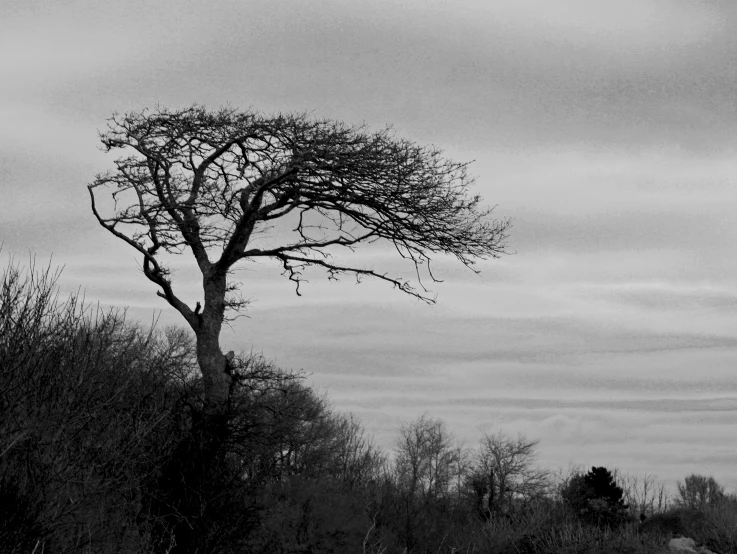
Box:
[562,467,631,528]
[243,476,373,553]
[638,508,706,538]
[0,252,389,553]
[0,256,195,552]
[0,478,44,553]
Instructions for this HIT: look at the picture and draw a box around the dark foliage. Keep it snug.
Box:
[0,254,387,553]
[562,466,631,528]
[0,479,44,553]
[637,508,707,538]
[0,256,194,552]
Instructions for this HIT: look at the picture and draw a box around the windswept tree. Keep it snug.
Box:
[88,105,510,412]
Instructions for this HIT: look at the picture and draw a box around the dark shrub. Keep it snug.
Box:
[0,257,195,552]
[562,467,631,528]
[638,508,707,538]
[0,479,44,553]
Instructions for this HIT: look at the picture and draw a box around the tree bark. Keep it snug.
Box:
[153,271,234,552]
[489,468,495,512]
[195,329,229,411]
[194,270,232,412]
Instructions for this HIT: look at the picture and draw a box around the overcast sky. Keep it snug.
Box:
[1,0,736,495]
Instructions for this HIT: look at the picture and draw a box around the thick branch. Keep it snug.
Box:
[87,185,199,330]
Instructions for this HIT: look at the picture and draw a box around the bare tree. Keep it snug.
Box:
[474,430,550,517]
[393,415,457,502]
[391,414,462,551]
[88,105,510,412]
[676,474,725,511]
[617,472,669,517]
[329,413,385,488]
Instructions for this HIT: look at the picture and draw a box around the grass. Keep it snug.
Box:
[503,502,735,554]
[363,499,737,554]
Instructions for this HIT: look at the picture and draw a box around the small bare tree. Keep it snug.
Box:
[88,105,510,413]
[676,474,725,511]
[391,414,462,552]
[474,430,550,517]
[393,415,461,504]
[330,413,385,488]
[618,472,669,517]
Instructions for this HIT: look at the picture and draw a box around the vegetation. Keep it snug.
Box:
[2,256,736,553]
[560,466,630,528]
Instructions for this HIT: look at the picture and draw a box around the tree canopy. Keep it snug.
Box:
[88,105,511,409]
[89,105,510,314]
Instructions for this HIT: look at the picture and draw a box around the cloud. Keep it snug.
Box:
[594,284,737,313]
[463,0,724,52]
[509,211,733,255]
[0,102,103,166]
[541,415,601,441]
[13,0,727,154]
[0,0,218,92]
[475,147,737,212]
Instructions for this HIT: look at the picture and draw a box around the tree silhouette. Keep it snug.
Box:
[561,466,630,528]
[473,430,549,518]
[677,474,725,511]
[585,466,626,508]
[88,105,511,412]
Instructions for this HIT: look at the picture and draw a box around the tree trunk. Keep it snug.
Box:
[147,271,238,552]
[195,270,232,413]
[489,468,495,512]
[195,328,230,411]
